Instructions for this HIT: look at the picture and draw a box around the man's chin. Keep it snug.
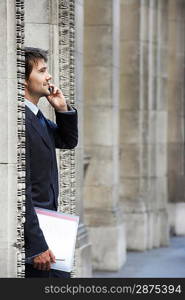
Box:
[42,85,50,94]
[41,90,50,97]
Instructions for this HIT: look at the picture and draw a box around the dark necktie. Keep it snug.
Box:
[37,109,51,144]
[37,109,46,128]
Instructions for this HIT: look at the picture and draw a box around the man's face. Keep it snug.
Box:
[25,58,52,98]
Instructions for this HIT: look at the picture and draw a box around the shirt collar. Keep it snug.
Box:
[25,99,39,115]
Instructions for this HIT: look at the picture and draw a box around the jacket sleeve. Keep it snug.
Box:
[46,106,78,149]
[24,130,49,258]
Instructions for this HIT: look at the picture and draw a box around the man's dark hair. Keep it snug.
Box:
[24,47,48,80]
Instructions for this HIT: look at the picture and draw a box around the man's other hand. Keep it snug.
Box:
[33,249,56,271]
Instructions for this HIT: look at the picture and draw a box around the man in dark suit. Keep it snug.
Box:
[24,47,78,278]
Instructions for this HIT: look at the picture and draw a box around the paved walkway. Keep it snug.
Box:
[93,236,185,278]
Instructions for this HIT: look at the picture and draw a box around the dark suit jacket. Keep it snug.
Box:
[25,105,78,258]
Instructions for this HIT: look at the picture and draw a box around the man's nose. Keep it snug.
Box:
[46,73,52,81]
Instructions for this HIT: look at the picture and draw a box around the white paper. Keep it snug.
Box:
[35,207,79,272]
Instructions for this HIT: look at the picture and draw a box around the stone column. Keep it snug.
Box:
[120,0,147,251]
[120,0,169,251]
[167,0,185,235]
[146,0,169,248]
[74,0,92,277]
[0,0,17,277]
[84,0,126,271]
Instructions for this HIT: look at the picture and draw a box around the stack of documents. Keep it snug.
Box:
[35,207,79,272]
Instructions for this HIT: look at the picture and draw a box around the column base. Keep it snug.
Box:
[74,223,92,277]
[88,223,126,272]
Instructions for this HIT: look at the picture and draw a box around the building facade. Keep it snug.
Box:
[0,0,185,277]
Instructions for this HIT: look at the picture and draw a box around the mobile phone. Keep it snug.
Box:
[48,86,54,94]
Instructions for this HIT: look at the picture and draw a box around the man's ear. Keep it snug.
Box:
[24,80,28,88]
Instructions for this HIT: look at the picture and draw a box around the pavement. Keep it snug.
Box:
[93,236,185,278]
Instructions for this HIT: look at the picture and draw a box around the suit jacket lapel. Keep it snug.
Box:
[26,105,53,151]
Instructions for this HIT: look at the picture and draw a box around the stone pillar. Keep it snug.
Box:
[167,0,185,235]
[120,0,169,251]
[84,0,126,271]
[147,0,169,248]
[74,0,92,277]
[0,0,17,277]
[120,0,147,251]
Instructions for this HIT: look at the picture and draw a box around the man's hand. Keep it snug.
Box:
[33,249,56,271]
[46,84,68,112]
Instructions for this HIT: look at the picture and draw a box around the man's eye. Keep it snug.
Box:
[40,69,47,73]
